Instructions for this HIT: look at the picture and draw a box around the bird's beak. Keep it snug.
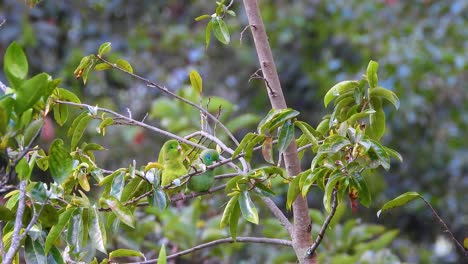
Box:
[177,144,182,153]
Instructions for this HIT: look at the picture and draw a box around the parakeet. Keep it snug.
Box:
[187,149,220,192]
[159,140,188,194]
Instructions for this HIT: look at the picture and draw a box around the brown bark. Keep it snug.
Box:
[242,0,317,263]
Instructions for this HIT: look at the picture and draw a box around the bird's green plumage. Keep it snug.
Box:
[159,140,187,193]
[187,149,220,192]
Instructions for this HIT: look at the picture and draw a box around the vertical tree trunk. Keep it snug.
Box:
[242,1,317,263]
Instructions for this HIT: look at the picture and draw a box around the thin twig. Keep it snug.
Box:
[214,172,239,180]
[261,196,292,235]
[126,237,292,264]
[422,197,468,257]
[55,100,205,150]
[96,56,240,146]
[305,187,339,259]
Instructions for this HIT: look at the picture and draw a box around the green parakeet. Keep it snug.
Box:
[159,140,187,194]
[187,149,220,192]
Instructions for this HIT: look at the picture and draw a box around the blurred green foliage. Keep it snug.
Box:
[0,0,466,263]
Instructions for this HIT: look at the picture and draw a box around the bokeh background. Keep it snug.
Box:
[0,0,466,263]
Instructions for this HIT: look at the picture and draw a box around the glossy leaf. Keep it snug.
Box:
[286,174,301,210]
[189,70,203,94]
[229,202,241,240]
[94,63,112,71]
[295,120,319,146]
[377,192,422,218]
[53,103,68,126]
[324,172,344,212]
[67,112,89,138]
[369,86,400,109]
[220,194,239,228]
[151,189,167,210]
[45,207,77,254]
[25,236,47,264]
[89,206,107,253]
[366,60,379,88]
[0,205,15,221]
[353,174,371,207]
[109,249,144,259]
[71,114,92,150]
[324,80,359,107]
[115,58,133,74]
[195,14,211,21]
[239,191,259,224]
[15,73,49,114]
[4,42,28,88]
[232,132,256,158]
[320,135,351,154]
[98,42,111,57]
[110,170,125,200]
[37,204,59,228]
[212,18,230,44]
[266,109,300,134]
[49,139,73,184]
[278,120,295,154]
[205,20,212,49]
[103,196,135,228]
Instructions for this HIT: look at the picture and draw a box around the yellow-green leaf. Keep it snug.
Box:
[115,59,133,74]
[98,42,111,57]
[189,70,203,94]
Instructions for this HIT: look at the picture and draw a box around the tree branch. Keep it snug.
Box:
[96,56,240,146]
[0,221,5,259]
[261,196,292,235]
[305,187,338,259]
[127,237,292,264]
[242,1,314,263]
[3,181,27,264]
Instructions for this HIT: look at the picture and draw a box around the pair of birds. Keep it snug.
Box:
[158,139,219,194]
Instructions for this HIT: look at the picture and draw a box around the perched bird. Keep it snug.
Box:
[187,149,220,192]
[159,140,187,194]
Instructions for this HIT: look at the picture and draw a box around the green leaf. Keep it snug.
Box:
[150,189,167,210]
[353,174,371,207]
[103,196,135,228]
[229,202,241,240]
[243,134,266,162]
[0,205,15,221]
[109,249,144,259]
[464,238,468,250]
[205,20,213,49]
[45,207,77,254]
[16,157,31,180]
[0,95,14,135]
[369,86,400,109]
[115,58,133,74]
[53,103,69,126]
[47,246,65,264]
[377,192,422,218]
[301,168,327,197]
[37,204,59,228]
[266,109,300,134]
[323,172,344,213]
[25,236,47,264]
[212,18,230,44]
[55,89,80,105]
[98,42,112,57]
[239,191,258,224]
[15,73,49,114]
[295,121,318,146]
[232,132,256,158]
[156,245,167,264]
[4,42,28,88]
[286,175,301,210]
[29,182,47,202]
[220,194,239,228]
[23,119,44,147]
[324,81,359,107]
[49,139,73,184]
[278,120,295,154]
[319,135,351,154]
[366,60,379,88]
[189,70,203,94]
[261,136,274,164]
[98,117,114,136]
[89,206,107,253]
[71,114,92,150]
[94,63,112,71]
[195,14,211,21]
